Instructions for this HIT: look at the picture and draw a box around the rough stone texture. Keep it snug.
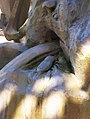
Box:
[25,0,90,118]
[0,42,60,77]
[0,59,76,119]
[0,0,90,119]
[0,44,89,119]
[27,0,90,85]
[0,42,27,69]
[0,56,89,119]
[69,14,90,85]
[26,0,90,46]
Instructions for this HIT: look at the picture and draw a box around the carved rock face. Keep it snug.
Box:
[26,0,90,45]
[27,0,90,85]
[0,1,90,119]
[44,0,90,85]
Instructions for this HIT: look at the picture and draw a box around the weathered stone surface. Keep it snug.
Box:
[69,14,90,85]
[26,0,90,46]
[37,55,55,73]
[0,69,29,119]
[0,59,89,119]
[25,0,90,118]
[26,0,51,47]
[0,42,60,77]
[0,0,90,119]
[0,42,27,69]
[27,0,90,87]
[0,62,60,119]
[0,60,66,119]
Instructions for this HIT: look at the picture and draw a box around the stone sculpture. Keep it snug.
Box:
[0,0,90,119]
